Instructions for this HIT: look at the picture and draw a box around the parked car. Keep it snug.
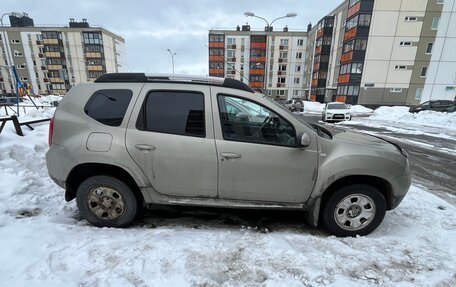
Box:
[409,100,455,113]
[283,99,304,112]
[46,73,411,237]
[322,102,351,122]
[445,105,456,113]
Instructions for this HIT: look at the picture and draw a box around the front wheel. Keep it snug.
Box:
[322,184,386,237]
[76,175,138,228]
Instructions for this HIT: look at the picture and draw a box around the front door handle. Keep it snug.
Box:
[135,144,155,151]
[220,152,241,159]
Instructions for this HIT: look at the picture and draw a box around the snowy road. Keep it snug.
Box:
[0,108,455,286]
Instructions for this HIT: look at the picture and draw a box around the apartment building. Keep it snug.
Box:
[0,14,126,95]
[208,25,307,99]
[305,0,453,106]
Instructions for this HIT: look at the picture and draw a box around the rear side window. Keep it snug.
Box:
[84,89,133,126]
[136,91,205,137]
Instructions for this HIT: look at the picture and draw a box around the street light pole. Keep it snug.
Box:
[1,12,25,115]
[244,12,297,96]
[166,49,176,74]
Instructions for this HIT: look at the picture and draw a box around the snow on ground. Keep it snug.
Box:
[340,106,456,141]
[302,101,325,114]
[1,111,456,286]
[349,105,373,116]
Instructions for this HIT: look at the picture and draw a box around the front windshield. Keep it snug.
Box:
[327,103,347,109]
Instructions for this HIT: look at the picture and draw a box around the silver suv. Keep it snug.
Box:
[46,73,411,236]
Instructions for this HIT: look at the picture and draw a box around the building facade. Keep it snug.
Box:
[305,0,453,107]
[0,15,126,95]
[208,26,307,99]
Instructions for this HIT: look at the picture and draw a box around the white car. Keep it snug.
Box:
[322,102,351,122]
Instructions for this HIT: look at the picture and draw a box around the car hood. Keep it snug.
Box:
[326,109,350,113]
[332,131,399,152]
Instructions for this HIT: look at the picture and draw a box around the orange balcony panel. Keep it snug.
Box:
[209,68,224,74]
[338,74,350,83]
[344,27,357,41]
[314,63,320,70]
[251,42,266,49]
[347,2,361,18]
[310,95,317,101]
[315,45,322,54]
[340,51,353,63]
[249,81,264,88]
[208,42,224,48]
[250,56,266,62]
[316,28,324,39]
[250,69,264,75]
[209,55,223,61]
[311,79,318,86]
[335,96,347,103]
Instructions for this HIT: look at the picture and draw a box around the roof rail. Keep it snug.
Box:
[94,73,255,93]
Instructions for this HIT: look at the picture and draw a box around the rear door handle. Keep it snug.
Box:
[135,144,155,151]
[220,152,241,159]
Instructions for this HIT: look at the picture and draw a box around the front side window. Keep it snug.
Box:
[137,91,205,137]
[218,95,296,147]
[84,89,133,126]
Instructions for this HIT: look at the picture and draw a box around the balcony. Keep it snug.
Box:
[315,45,322,54]
[277,71,286,76]
[335,95,347,103]
[226,57,236,62]
[316,28,324,39]
[338,74,350,83]
[38,53,45,58]
[347,2,361,18]
[43,38,59,45]
[340,51,353,63]
[43,78,49,82]
[47,64,63,70]
[226,70,236,75]
[279,45,288,50]
[226,44,236,49]
[249,69,264,75]
[209,68,224,75]
[40,66,47,70]
[250,56,266,62]
[45,51,62,58]
[249,81,264,88]
[276,83,286,88]
[278,58,287,63]
[251,42,266,49]
[86,52,102,58]
[49,77,64,83]
[36,40,43,45]
[208,42,224,48]
[87,65,103,71]
[311,79,318,86]
[314,62,320,70]
[344,27,357,42]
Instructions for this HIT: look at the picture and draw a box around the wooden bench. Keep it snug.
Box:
[0,115,51,136]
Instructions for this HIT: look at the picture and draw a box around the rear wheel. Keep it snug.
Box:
[76,175,138,228]
[322,184,386,237]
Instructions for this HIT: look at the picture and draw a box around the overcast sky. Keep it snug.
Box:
[4,0,341,75]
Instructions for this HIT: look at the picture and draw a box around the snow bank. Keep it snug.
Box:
[0,113,455,286]
[368,106,456,129]
[303,101,325,114]
[350,105,373,116]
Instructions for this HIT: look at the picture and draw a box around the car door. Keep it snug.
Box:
[125,84,218,198]
[212,91,319,203]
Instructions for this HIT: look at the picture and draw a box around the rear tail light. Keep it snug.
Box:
[48,116,55,146]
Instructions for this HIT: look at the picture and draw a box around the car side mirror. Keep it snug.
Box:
[300,133,311,147]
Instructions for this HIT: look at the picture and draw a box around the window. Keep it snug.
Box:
[431,17,440,30]
[278,90,285,96]
[278,77,286,83]
[426,42,434,54]
[354,39,367,50]
[390,88,403,93]
[83,32,103,45]
[137,91,205,137]
[295,65,301,72]
[209,49,223,56]
[296,52,302,59]
[14,50,23,56]
[227,37,235,45]
[20,77,28,81]
[280,39,289,46]
[227,50,236,58]
[395,65,407,70]
[351,63,363,74]
[421,66,428,77]
[346,15,358,30]
[217,95,296,146]
[297,39,304,46]
[415,88,423,100]
[16,64,26,69]
[294,78,300,84]
[358,14,371,26]
[405,16,417,22]
[209,34,224,42]
[400,41,412,46]
[84,89,133,127]
[343,40,355,53]
[278,64,287,71]
[279,51,288,59]
[340,63,351,74]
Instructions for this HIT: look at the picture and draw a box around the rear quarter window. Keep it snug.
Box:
[84,89,133,126]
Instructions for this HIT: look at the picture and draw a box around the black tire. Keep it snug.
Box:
[76,175,138,228]
[322,184,386,237]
